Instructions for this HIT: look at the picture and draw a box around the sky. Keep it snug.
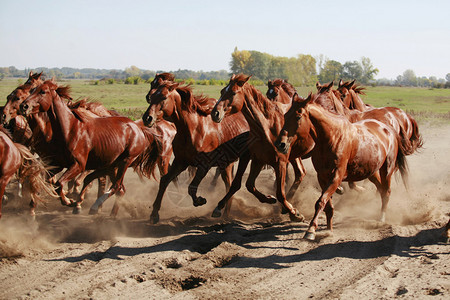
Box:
[0,0,449,80]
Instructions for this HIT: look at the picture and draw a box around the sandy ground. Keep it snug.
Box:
[0,123,449,299]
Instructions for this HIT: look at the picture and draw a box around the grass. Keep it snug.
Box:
[1,78,449,122]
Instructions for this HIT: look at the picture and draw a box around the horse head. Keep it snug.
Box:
[20,79,70,117]
[211,74,251,123]
[275,92,313,154]
[266,79,296,105]
[145,73,175,104]
[2,71,43,126]
[143,80,179,127]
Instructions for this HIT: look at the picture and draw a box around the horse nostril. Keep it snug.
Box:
[279,142,286,149]
[22,104,29,112]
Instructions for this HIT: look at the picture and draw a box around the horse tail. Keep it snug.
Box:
[395,132,410,191]
[131,127,161,180]
[15,143,58,203]
[407,114,423,154]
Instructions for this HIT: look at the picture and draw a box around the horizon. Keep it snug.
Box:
[1,0,449,80]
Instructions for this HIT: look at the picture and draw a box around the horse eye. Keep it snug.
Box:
[40,90,46,94]
[296,115,302,121]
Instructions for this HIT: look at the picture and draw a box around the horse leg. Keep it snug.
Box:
[286,158,306,200]
[220,163,234,219]
[0,177,12,219]
[212,151,250,218]
[150,159,188,224]
[21,179,35,218]
[77,169,109,214]
[210,167,221,187]
[188,166,209,207]
[305,169,345,240]
[55,164,83,206]
[274,159,304,222]
[245,159,277,204]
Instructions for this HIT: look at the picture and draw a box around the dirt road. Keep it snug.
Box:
[1,124,449,299]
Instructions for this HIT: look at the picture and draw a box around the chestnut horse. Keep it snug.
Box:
[336,80,423,156]
[0,126,57,218]
[143,80,251,224]
[211,74,309,221]
[2,73,110,205]
[20,79,154,214]
[276,93,409,240]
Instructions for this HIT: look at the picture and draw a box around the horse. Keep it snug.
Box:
[142,79,251,224]
[0,126,57,218]
[2,73,110,207]
[19,79,155,214]
[146,73,221,185]
[275,92,409,240]
[335,80,423,156]
[210,74,309,221]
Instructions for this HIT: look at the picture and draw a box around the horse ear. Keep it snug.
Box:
[29,71,34,77]
[327,81,334,89]
[349,79,356,88]
[315,82,321,90]
[338,79,344,89]
[237,75,251,87]
[51,76,56,83]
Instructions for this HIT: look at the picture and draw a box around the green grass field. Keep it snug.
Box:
[1,78,449,122]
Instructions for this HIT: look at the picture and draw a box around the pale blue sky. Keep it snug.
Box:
[0,0,449,79]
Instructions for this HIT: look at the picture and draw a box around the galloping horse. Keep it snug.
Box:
[275,93,409,240]
[210,74,307,221]
[2,73,110,204]
[335,80,423,156]
[0,126,57,218]
[142,80,251,224]
[20,79,153,214]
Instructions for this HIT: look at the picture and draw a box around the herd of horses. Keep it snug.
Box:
[1,71,448,241]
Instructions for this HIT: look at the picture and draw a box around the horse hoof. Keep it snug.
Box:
[89,208,98,215]
[336,186,344,195]
[211,208,222,218]
[150,214,159,224]
[289,210,305,222]
[304,231,316,241]
[193,197,207,207]
[72,206,82,214]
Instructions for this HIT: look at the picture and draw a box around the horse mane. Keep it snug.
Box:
[154,72,175,82]
[176,84,215,116]
[313,89,347,116]
[245,82,281,120]
[271,79,297,97]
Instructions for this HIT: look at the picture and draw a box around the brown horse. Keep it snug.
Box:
[2,73,110,206]
[210,74,307,221]
[143,80,251,224]
[336,80,423,156]
[0,126,57,218]
[19,79,154,214]
[276,93,409,240]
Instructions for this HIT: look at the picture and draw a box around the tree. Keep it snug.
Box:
[230,47,251,74]
[360,57,379,84]
[319,60,343,83]
[402,69,417,86]
[342,61,363,81]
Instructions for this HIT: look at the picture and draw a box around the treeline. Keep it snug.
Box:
[1,51,449,88]
[0,66,230,81]
[230,47,379,86]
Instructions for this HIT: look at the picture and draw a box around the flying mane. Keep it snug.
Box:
[175,84,216,116]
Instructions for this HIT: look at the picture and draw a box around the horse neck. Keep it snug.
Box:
[242,84,282,141]
[349,90,367,112]
[50,92,77,141]
[28,112,53,143]
[307,104,346,144]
